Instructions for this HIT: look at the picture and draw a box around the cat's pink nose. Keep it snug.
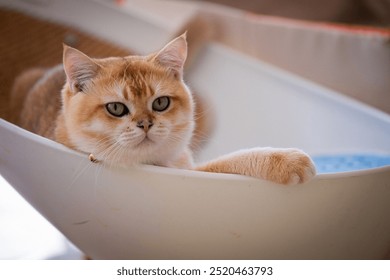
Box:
[136,120,154,132]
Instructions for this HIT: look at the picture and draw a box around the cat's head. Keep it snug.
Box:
[59,34,194,167]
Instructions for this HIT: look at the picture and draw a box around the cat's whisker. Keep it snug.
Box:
[166,135,189,148]
[91,135,119,154]
[193,105,212,119]
[97,140,125,168]
[97,143,117,162]
[67,156,94,191]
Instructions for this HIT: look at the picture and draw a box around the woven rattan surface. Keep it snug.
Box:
[0,8,131,119]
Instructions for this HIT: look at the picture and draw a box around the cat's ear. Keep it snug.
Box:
[153,33,187,79]
[63,45,100,92]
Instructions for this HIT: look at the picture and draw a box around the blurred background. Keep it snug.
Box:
[197,0,390,26]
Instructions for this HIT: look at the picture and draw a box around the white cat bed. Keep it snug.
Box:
[1,0,390,259]
[1,42,390,259]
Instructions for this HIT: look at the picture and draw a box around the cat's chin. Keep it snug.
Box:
[133,136,155,149]
[95,143,166,167]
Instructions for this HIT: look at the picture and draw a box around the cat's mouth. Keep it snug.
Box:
[134,135,154,148]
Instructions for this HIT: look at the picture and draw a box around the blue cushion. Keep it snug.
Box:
[313,154,390,174]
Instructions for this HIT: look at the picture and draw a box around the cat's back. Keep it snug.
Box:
[9,65,65,139]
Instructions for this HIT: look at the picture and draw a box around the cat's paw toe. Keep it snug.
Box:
[266,148,316,185]
[89,153,98,163]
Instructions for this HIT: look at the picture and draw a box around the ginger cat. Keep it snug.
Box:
[9,34,316,185]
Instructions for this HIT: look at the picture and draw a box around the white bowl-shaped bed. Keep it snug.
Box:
[1,42,390,259]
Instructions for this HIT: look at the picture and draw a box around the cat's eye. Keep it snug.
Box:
[152,96,170,112]
[106,102,129,117]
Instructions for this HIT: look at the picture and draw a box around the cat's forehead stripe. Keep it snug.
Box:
[125,72,156,99]
[122,86,129,100]
[111,61,166,100]
[116,83,153,102]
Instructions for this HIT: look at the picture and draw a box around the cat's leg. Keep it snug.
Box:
[195,148,316,185]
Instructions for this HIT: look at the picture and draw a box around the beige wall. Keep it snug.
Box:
[193,1,390,113]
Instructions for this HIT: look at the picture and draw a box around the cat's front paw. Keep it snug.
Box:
[262,148,316,185]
